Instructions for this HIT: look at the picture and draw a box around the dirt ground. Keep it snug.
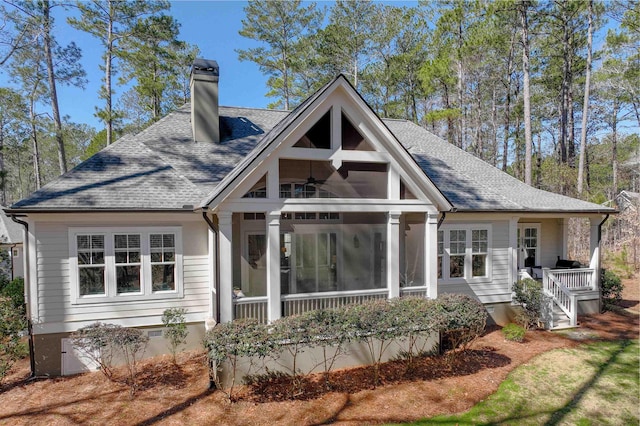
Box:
[0,275,637,426]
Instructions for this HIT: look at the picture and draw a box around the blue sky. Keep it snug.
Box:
[49,1,274,129]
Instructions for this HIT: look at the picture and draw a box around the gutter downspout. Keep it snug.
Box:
[598,214,609,243]
[202,211,220,390]
[10,215,35,378]
[437,211,446,229]
[10,243,17,281]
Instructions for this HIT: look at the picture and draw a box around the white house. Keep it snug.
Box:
[5,59,615,376]
[0,207,24,280]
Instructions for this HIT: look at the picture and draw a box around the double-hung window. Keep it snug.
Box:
[70,227,183,303]
[438,225,491,281]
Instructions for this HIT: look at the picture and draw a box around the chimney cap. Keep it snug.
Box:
[192,58,219,76]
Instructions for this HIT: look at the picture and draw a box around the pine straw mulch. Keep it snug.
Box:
[0,275,637,426]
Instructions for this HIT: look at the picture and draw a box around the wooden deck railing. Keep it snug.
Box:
[233,297,268,323]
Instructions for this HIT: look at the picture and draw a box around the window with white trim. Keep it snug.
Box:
[438,225,491,281]
[70,227,183,303]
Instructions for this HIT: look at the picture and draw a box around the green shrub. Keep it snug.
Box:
[437,293,488,352]
[502,323,526,342]
[601,269,624,311]
[0,297,27,384]
[512,278,549,330]
[161,307,188,363]
[205,318,274,401]
[0,278,24,312]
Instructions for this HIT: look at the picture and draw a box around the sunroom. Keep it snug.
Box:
[200,84,450,324]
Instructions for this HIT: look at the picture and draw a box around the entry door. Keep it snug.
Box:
[518,224,540,268]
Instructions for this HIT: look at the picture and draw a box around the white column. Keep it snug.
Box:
[509,217,519,290]
[589,217,601,290]
[266,212,281,322]
[207,220,216,321]
[217,211,234,323]
[560,218,569,259]
[387,211,401,299]
[424,212,439,299]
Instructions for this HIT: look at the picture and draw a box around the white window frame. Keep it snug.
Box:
[438,224,492,283]
[69,227,183,304]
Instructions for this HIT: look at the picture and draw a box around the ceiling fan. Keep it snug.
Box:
[305,161,326,186]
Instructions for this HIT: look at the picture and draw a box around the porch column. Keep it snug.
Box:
[509,217,519,290]
[207,222,217,322]
[560,218,569,259]
[387,211,401,299]
[424,212,439,299]
[589,217,601,291]
[266,212,281,322]
[217,211,234,323]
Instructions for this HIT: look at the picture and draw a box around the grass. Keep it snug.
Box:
[399,339,640,425]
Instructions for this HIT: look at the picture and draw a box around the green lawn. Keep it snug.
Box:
[399,339,639,425]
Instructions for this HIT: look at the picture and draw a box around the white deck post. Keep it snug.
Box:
[217,211,234,323]
[387,211,401,299]
[561,218,569,259]
[589,217,601,291]
[425,212,439,299]
[207,221,216,321]
[266,212,281,322]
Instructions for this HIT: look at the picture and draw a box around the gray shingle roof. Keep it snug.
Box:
[8,85,613,214]
[0,208,23,244]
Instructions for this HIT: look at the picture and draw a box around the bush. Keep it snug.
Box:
[161,307,188,363]
[71,322,149,397]
[502,323,526,342]
[512,278,549,330]
[205,293,489,396]
[205,318,274,401]
[0,278,25,312]
[71,322,121,380]
[437,293,488,352]
[601,269,623,311]
[0,297,27,384]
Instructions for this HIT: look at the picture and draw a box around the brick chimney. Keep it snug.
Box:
[190,58,220,143]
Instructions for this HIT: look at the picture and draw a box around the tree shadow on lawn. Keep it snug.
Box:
[241,347,511,403]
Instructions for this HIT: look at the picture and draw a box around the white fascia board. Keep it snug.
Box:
[218,198,438,214]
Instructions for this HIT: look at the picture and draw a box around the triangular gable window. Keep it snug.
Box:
[400,179,417,200]
[342,113,374,151]
[242,174,267,198]
[293,110,331,149]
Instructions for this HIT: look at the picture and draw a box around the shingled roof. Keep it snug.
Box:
[8,90,613,214]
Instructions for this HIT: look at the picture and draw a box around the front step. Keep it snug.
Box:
[551,305,578,330]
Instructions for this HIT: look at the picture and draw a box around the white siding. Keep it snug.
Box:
[33,213,209,332]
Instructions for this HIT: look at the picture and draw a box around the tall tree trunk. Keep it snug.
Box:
[520,1,533,185]
[105,0,115,145]
[612,99,619,197]
[536,133,542,188]
[567,71,575,166]
[0,122,5,206]
[29,98,42,190]
[577,0,593,195]
[559,4,570,164]
[42,0,67,175]
[502,27,517,172]
[491,85,498,167]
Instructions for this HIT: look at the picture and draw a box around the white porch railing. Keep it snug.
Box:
[282,289,388,316]
[546,268,596,291]
[542,268,597,328]
[233,297,268,323]
[234,288,424,322]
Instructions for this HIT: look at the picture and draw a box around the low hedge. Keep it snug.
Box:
[205,293,487,397]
